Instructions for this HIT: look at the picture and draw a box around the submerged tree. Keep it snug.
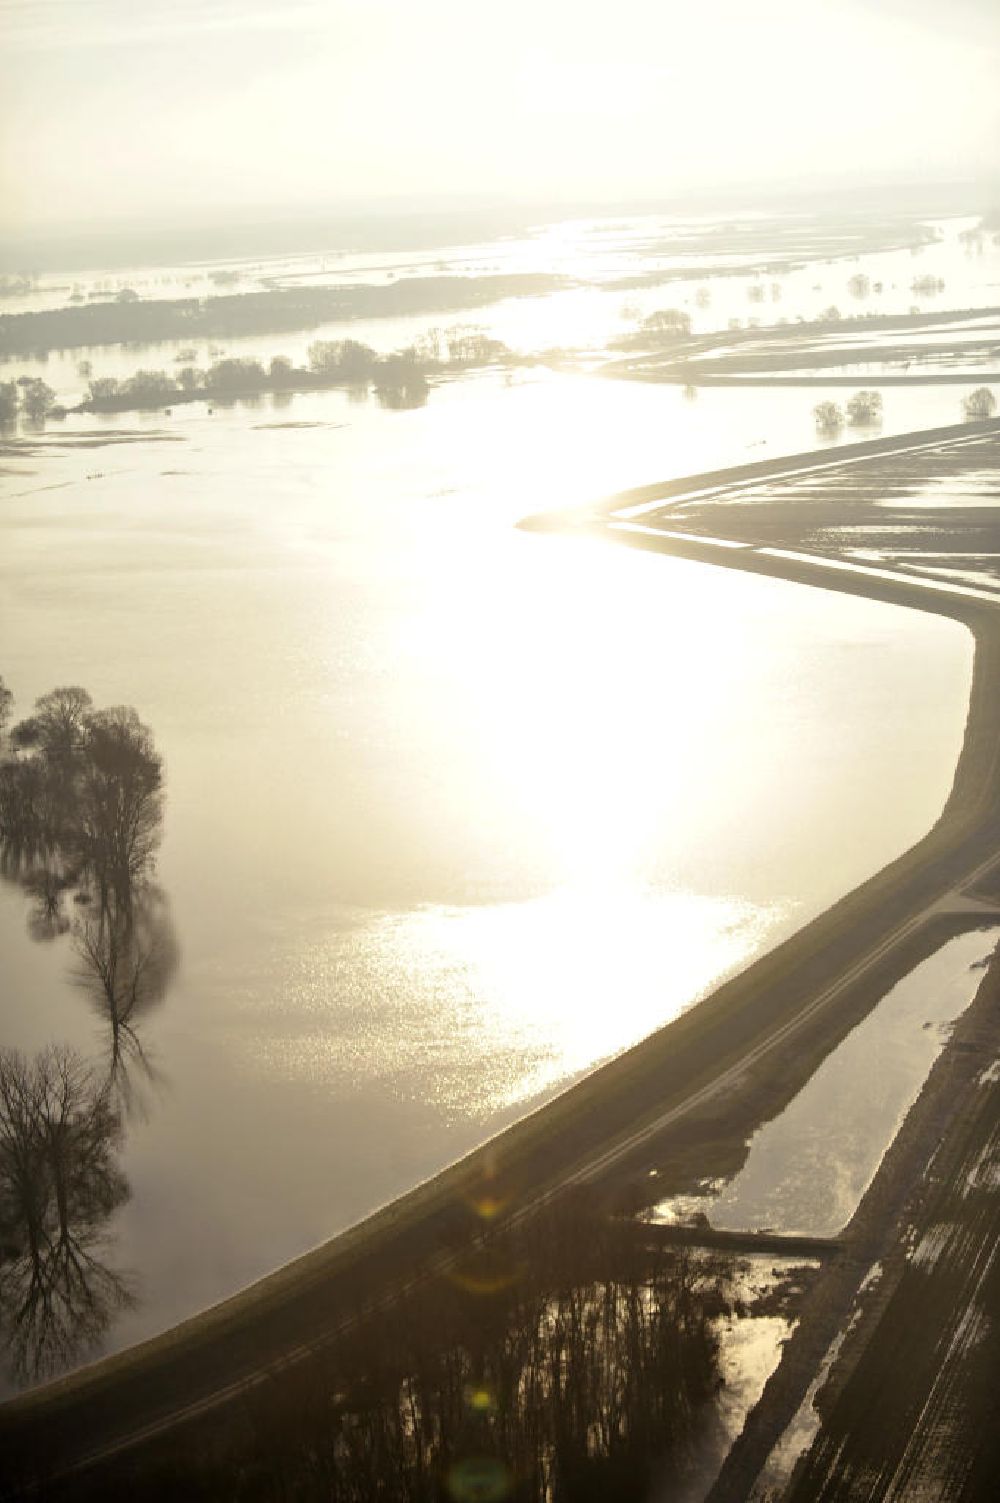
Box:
[204,357,267,394]
[846,389,883,426]
[963,386,997,421]
[813,400,845,436]
[18,378,56,424]
[75,706,163,898]
[1,686,162,901]
[308,339,378,381]
[87,376,121,404]
[0,682,172,1102]
[641,307,692,339]
[118,369,179,405]
[441,326,510,367]
[0,381,18,423]
[0,378,56,425]
[372,354,430,410]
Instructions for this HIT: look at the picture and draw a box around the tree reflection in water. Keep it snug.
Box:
[0,1046,132,1388]
[0,682,175,1383]
[227,1200,736,1503]
[73,888,178,1118]
[0,685,176,1110]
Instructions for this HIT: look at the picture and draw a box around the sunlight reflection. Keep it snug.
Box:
[391,522,746,893]
[243,887,776,1117]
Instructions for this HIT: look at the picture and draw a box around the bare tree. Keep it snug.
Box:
[32,686,94,763]
[0,675,13,738]
[0,1046,132,1386]
[75,706,163,899]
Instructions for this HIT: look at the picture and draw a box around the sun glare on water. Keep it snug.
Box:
[249,497,781,1117]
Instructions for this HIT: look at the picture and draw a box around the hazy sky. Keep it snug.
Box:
[2,0,998,229]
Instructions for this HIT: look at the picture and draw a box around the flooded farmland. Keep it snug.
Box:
[0,359,975,1390]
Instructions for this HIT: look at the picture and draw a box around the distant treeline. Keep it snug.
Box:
[75,330,518,414]
[0,274,567,357]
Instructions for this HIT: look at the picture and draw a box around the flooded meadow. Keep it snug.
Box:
[0,206,991,1394]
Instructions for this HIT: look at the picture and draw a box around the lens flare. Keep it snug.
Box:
[446,1456,512,1503]
[465,1382,498,1415]
[448,1247,522,1295]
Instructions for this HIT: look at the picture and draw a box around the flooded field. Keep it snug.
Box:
[2,0,996,1482]
[0,364,975,1390]
[4,211,999,411]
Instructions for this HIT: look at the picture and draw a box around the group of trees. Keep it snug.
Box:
[612,307,693,352]
[813,390,884,435]
[78,327,515,415]
[1,683,163,901]
[0,677,174,1096]
[306,338,430,406]
[0,375,56,425]
[813,385,996,439]
[639,308,692,338]
[811,386,998,434]
[1,677,174,1382]
[414,326,510,367]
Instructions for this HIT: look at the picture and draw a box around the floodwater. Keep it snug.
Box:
[679,1256,811,1503]
[6,211,1000,415]
[655,928,998,1239]
[0,366,975,1389]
